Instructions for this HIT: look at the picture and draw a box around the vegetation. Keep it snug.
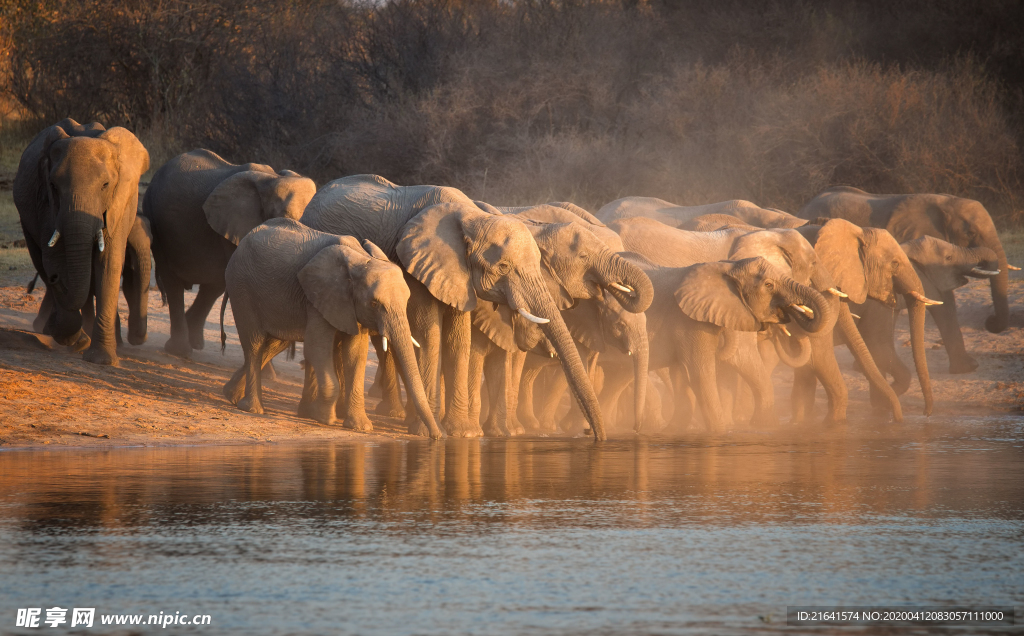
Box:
[2,0,1023,222]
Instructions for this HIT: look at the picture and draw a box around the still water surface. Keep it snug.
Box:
[1,415,1023,635]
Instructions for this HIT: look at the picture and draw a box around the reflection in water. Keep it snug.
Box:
[1,416,1023,634]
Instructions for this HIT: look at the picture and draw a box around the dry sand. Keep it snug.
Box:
[1,181,1022,448]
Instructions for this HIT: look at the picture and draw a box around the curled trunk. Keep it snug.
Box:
[906,298,933,415]
[782,278,833,334]
[600,253,654,314]
[773,333,812,367]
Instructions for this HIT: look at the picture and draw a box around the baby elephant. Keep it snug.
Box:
[223,218,444,439]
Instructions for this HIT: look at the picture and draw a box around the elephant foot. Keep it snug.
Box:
[83,345,118,366]
[821,415,848,427]
[56,328,91,352]
[407,419,445,439]
[482,418,511,438]
[188,327,206,351]
[127,331,147,346]
[948,356,979,374]
[507,417,526,436]
[223,381,245,406]
[443,414,483,438]
[890,378,911,397]
[297,398,314,420]
[164,337,193,360]
[985,315,1007,334]
[263,362,278,383]
[237,396,264,415]
[374,400,406,419]
[343,411,374,433]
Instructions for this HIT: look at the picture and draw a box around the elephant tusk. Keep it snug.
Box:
[971,267,1000,276]
[382,336,388,352]
[518,307,550,324]
[1009,265,1021,271]
[410,336,421,348]
[610,282,635,296]
[827,287,848,298]
[790,304,814,318]
[850,313,861,320]
[550,352,556,358]
[627,350,632,356]
[779,324,791,337]
[909,291,943,306]
[96,230,104,253]
[48,230,60,247]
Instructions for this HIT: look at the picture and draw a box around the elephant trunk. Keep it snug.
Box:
[905,297,933,415]
[984,241,1009,333]
[599,253,654,314]
[52,210,102,311]
[384,313,445,439]
[629,322,649,433]
[837,303,903,422]
[780,278,833,334]
[517,276,606,441]
[773,332,812,367]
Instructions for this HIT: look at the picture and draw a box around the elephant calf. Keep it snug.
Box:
[223,218,444,439]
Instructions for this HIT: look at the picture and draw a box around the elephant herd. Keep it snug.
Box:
[13,119,1014,441]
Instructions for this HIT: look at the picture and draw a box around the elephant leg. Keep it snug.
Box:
[858,301,906,406]
[337,332,373,433]
[84,238,127,365]
[667,365,694,430]
[716,362,740,426]
[185,283,225,351]
[506,350,527,436]
[468,332,488,427]
[371,335,406,418]
[237,336,268,415]
[598,362,633,433]
[791,364,817,424]
[808,333,847,426]
[684,327,727,431]
[297,357,318,419]
[369,357,384,398]
[162,270,193,359]
[560,349,599,436]
[403,282,442,432]
[441,306,481,437]
[300,317,341,425]
[537,367,568,432]
[33,288,53,333]
[82,295,96,336]
[517,355,546,432]
[224,364,247,406]
[482,348,512,437]
[732,343,778,427]
[931,292,977,373]
[655,368,674,423]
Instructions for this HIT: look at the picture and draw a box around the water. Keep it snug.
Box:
[1,415,1023,635]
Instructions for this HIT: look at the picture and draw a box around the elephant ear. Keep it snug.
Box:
[297,245,360,336]
[397,202,476,312]
[473,200,502,215]
[814,219,868,304]
[99,127,149,239]
[471,302,516,352]
[203,171,270,245]
[564,298,606,351]
[675,262,762,332]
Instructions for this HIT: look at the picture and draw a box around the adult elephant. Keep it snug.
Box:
[143,149,316,358]
[13,118,149,365]
[300,176,642,440]
[852,236,997,405]
[32,215,152,347]
[800,187,1013,360]
[598,196,806,229]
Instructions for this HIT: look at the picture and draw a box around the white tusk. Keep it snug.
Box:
[550,352,556,358]
[850,313,861,320]
[627,350,632,356]
[827,287,848,298]
[971,267,1000,276]
[610,282,635,295]
[790,304,807,314]
[96,230,104,253]
[410,336,420,348]
[48,230,60,247]
[382,336,388,352]
[779,324,791,337]
[790,304,814,318]
[909,291,943,306]
[1008,265,1021,271]
[518,307,550,324]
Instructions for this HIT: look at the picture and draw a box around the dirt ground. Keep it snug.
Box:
[1,175,1023,448]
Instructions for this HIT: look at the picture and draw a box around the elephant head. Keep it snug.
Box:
[299,237,444,439]
[887,197,1009,333]
[901,236,1000,300]
[121,215,153,345]
[812,218,940,414]
[23,122,149,312]
[398,201,609,439]
[675,257,831,334]
[204,169,317,245]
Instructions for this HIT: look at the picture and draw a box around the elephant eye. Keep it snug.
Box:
[764,280,774,291]
[102,182,109,190]
[496,261,511,275]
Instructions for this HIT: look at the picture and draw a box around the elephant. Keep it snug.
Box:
[300,175,651,440]
[597,196,807,229]
[142,149,316,359]
[222,218,444,439]
[32,215,152,347]
[799,186,1014,356]
[632,255,829,430]
[13,118,150,365]
[851,236,998,405]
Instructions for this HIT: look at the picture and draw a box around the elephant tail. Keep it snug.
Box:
[26,273,38,294]
[220,292,229,354]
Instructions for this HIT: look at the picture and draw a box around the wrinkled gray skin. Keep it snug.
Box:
[598,196,806,229]
[853,236,998,405]
[222,218,443,439]
[633,256,829,430]
[143,149,316,359]
[13,118,150,365]
[611,217,863,426]
[797,219,938,415]
[800,187,1011,358]
[300,175,621,441]
[33,215,152,347]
